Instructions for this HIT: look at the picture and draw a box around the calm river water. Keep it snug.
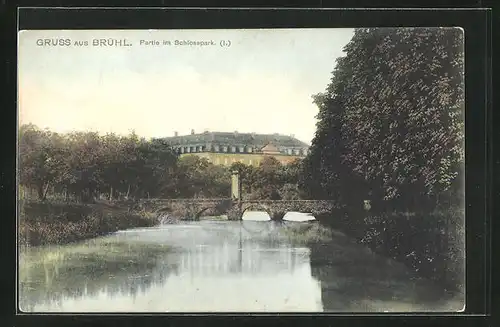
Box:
[19,212,463,313]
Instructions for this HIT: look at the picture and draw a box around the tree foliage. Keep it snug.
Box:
[18,125,306,202]
[172,156,231,198]
[19,126,180,201]
[230,157,306,200]
[304,27,465,211]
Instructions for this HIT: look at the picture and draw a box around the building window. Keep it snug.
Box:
[180,147,184,153]
[231,146,236,153]
[214,145,220,152]
[248,147,253,153]
[287,149,293,155]
[239,146,244,153]
[223,146,228,152]
[186,147,191,153]
[294,149,300,155]
[303,149,308,155]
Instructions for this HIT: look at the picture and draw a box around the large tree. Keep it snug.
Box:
[253,157,283,200]
[306,27,464,211]
[18,125,70,200]
[170,156,231,198]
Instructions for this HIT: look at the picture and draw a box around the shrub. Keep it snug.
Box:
[18,201,158,246]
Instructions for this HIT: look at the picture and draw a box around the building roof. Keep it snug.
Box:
[159,132,309,148]
[261,142,281,154]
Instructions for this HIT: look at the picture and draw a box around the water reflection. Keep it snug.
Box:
[19,239,178,312]
[308,234,464,312]
[19,212,462,312]
[19,214,323,312]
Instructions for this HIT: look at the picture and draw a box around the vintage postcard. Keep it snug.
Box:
[17,28,465,312]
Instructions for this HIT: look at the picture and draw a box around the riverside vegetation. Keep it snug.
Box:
[18,201,159,246]
[19,28,464,296]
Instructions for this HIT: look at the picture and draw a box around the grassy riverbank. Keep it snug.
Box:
[19,237,174,312]
[18,201,159,246]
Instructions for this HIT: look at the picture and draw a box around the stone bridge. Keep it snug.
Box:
[133,198,339,221]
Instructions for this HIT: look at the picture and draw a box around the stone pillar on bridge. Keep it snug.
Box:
[230,170,243,220]
[231,170,242,201]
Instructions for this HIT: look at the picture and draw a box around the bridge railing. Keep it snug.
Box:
[140,198,337,203]
[140,198,232,202]
[240,200,337,203]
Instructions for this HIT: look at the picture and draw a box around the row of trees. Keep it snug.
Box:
[18,124,305,202]
[302,27,465,212]
[19,124,176,202]
[299,27,465,292]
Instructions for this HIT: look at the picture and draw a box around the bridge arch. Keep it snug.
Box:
[195,199,234,220]
[195,206,223,220]
[241,204,273,221]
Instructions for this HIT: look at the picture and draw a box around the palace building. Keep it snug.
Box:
[160,130,309,167]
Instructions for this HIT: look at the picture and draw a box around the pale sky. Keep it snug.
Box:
[18,29,354,144]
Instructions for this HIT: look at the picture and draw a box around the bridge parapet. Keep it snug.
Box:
[135,198,339,221]
[137,198,233,220]
[240,200,340,221]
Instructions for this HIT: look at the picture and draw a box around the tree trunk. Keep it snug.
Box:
[43,182,51,200]
[126,184,130,199]
[37,183,49,201]
[82,188,91,203]
[37,185,44,200]
[109,186,113,201]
